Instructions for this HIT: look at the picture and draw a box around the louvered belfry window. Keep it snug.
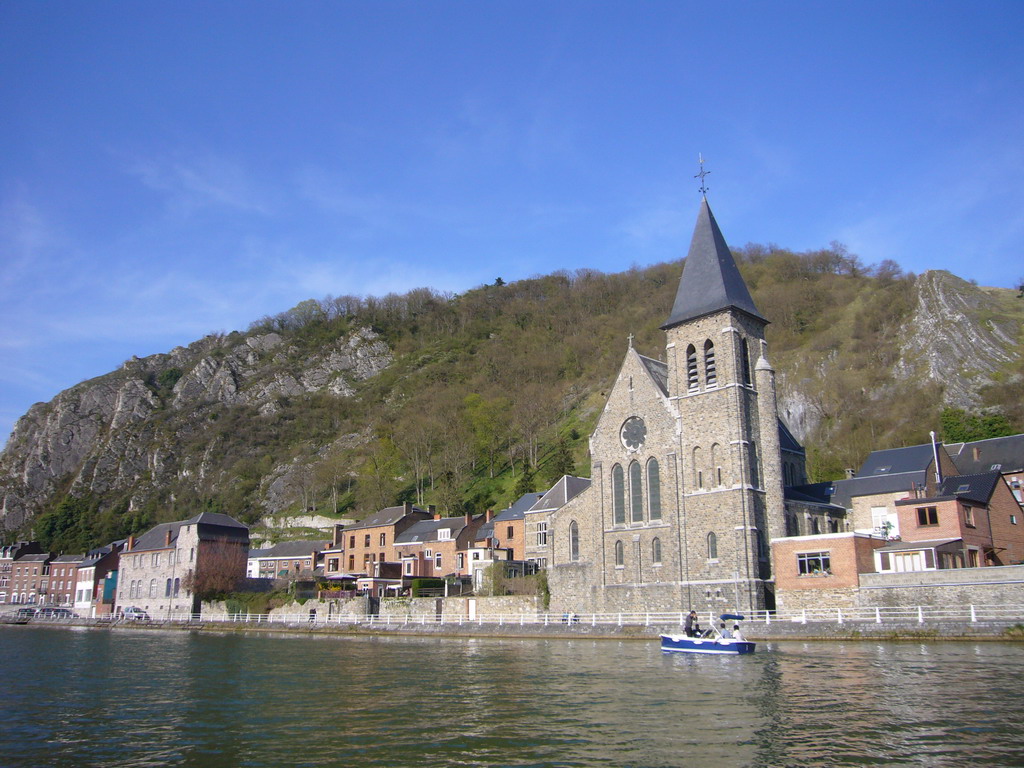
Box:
[704,340,716,387]
[686,345,699,391]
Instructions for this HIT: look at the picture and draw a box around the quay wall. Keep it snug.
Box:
[856,565,1024,608]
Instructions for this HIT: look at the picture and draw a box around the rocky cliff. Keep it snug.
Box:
[0,327,392,532]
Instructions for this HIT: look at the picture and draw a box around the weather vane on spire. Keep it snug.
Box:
[695,153,710,197]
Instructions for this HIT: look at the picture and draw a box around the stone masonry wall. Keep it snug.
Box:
[857,564,1024,608]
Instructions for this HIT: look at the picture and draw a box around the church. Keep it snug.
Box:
[543,197,808,614]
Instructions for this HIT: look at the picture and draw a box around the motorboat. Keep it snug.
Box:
[660,613,756,655]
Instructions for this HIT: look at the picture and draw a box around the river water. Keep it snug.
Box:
[1,626,1022,767]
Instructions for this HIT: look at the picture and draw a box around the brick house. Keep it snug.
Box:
[117,511,249,617]
[394,512,487,580]
[7,552,52,605]
[475,492,542,562]
[883,472,1024,571]
[324,502,431,579]
[772,532,887,611]
[48,554,84,606]
[0,541,46,604]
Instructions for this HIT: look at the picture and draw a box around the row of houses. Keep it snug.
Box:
[5,432,1021,618]
[770,433,1024,610]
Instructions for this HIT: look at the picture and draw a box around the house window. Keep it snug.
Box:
[506,526,514,539]
[149,579,157,597]
[686,345,699,391]
[434,553,442,570]
[348,555,355,570]
[917,507,939,526]
[364,535,370,547]
[797,552,831,576]
[704,340,716,387]
[380,533,386,546]
[404,560,413,575]
[457,553,464,569]
[438,529,451,541]
[151,553,159,567]
[349,536,355,548]
[569,521,579,562]
[963,507,975,528]
[173,578,180,597]
[165,579,172,597]
[1012,515,1018,525]
[168,551,175,566]
[614,540,624,567]
[537,522,548,546]
[629,461,643,523]
[612,464,626,525]
[648,459,662,520]
[652,537,662,565]
[327,558,339,571]
[707,532,718,561]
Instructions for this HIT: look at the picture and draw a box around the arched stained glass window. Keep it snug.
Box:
[614,540,624,567]
[647,458,662,520]
[612,464,625,525]
[693,446,703,488]
[707,532,718,560]
[569,521,580,562]
[652,537,662,564]
[629,461,643,523]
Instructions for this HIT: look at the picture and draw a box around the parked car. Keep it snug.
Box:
[14,607,37,622]
[122,607,151,621]
[36,607,77,619]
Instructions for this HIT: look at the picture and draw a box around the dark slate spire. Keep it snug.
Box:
[661,198,766,330]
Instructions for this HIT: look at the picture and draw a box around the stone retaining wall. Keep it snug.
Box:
[856,565,1024,608]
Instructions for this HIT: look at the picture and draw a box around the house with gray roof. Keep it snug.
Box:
[118,511,249,618]
[247,539,330,580]
[946,434,1024,506]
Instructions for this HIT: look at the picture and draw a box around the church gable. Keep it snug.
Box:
[590,347,674,463]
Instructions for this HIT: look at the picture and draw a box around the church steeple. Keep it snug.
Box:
[661,198,765,330]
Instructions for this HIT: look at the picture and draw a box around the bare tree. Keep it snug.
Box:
[182,539,247,600]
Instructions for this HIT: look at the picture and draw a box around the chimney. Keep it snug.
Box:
[844,468,855,479]
[429,504,439,520]
[404,501,413,514]
[465,512,473,526]
[485,509,493,522]
[127,535,136,551]
[165,529,172,547]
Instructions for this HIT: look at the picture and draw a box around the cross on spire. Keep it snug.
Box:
[627,332,634,349]
[695,153,710,197]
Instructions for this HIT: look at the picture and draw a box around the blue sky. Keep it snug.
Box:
[2,1,1023,446]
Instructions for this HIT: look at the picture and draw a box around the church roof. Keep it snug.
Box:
[637,354,669,396]
[662,198,766,329]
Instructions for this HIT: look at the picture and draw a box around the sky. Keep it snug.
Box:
[2,1,1023,446]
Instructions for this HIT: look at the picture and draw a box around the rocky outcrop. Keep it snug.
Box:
[0,328,392,532]
[894,271,1020,408]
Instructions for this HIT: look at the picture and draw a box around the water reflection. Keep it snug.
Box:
[1,627,1023,767]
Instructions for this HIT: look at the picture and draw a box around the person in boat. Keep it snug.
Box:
[732,624,745,642]
[719,622,733,639]
[684,610,699,637]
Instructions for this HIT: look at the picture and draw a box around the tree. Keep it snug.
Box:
[513,463,536,500]
[182,539,247,601]
[940,407,1014,443]
[546,438,576,483]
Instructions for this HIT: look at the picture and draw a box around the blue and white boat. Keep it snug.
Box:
[660,614,756,655]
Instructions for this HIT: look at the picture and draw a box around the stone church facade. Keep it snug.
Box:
[546,199,798,615]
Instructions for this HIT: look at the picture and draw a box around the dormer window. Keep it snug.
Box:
[437,528,451,541]
[955,484,970,494]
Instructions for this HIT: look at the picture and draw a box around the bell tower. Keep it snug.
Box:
[662,198,785,612]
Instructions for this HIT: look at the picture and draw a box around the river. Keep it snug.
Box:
[1,626,1022,767]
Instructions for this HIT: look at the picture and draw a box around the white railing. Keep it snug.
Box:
[127,604,1024,629]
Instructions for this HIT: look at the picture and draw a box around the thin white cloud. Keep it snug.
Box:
[125,151,274,216]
